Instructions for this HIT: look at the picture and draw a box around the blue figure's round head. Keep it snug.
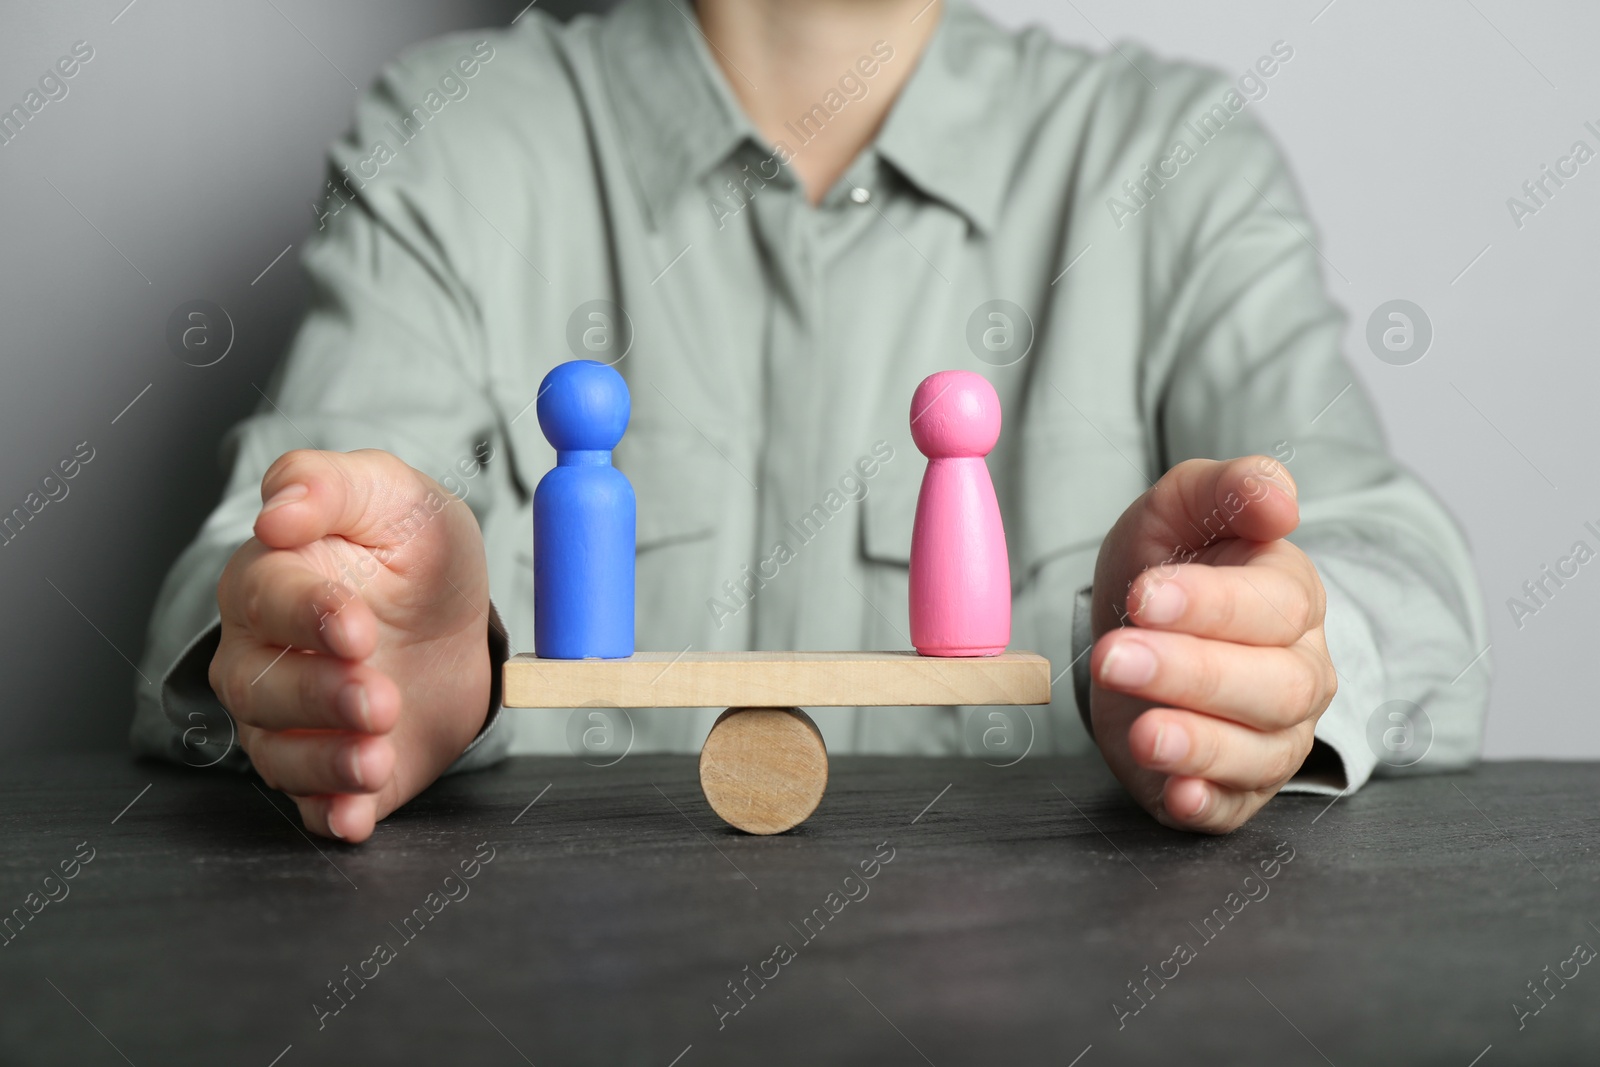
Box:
[536,360,631,451]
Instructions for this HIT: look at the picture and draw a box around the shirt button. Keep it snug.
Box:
[850,186,872,205]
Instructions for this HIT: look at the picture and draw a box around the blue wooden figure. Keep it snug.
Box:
[533,360,635,659]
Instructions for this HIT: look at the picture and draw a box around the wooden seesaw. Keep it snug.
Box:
[503,651,1051,834]
[515,365,1043,832]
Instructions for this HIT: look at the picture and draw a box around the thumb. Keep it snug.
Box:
[1142,455,1299,549]
[253,448,450,552]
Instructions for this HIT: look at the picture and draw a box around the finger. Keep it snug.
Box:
[1127,555,1321,646]
[255,448,443,553]
[245,730,394,797]
[212,642,399,733]
[223,548,379,658]
[1160,776,1260,835]
[1093,628,1329,731]
[1142,455,1299,552]
[292,793,380,843]
[1127,707,1310,791]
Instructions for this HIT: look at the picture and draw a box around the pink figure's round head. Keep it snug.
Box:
[909,370,1002,458]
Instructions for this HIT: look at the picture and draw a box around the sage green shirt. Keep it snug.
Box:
[133,0,1488,796]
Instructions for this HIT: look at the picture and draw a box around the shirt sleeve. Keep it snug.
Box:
[1132,73,1490,794]
[130,42,520,776]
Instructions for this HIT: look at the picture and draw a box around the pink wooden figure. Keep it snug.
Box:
[908,370,1011,657]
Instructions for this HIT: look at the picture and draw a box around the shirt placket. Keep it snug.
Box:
[747,178,817,653]
[750,153,896,679]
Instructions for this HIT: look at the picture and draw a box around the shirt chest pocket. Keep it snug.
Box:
[501,430,728,654]
[858,441,1113,583]
[857,431,1135,651]
[615,429,731,651]
[855,466,920,646]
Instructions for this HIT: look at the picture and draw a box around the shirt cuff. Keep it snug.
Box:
[133,609,252,772]
[138,602,514,776]
[1071,584,1095,739]
[1279,570,1384,797]
[442,600,514,774]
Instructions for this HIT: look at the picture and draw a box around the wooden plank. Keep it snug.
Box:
[503,650,1051,708]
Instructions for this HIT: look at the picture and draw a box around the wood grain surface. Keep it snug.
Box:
[698,707,828,835]
[504,650,1051,708]
[1,752,1596,1065]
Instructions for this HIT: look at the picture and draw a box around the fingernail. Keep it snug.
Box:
[1152,724,1190,766]
[262,483,308,512]
[1100,640,1157,688]
[1189,786,1210,817]
[340,682,370,731]
[327,815,346,841]
[346,744,367,789]
[324,611,350,656]
[1263,473,1297,500]
[1140,582,1186,625]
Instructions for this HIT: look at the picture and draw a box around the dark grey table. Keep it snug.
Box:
[1,751,1596,1066]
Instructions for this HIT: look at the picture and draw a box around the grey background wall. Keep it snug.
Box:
[1,1,1592,759]
[0,0,607,755]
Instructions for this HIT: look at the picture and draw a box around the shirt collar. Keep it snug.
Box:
[598,0,757,230]
[872,0,1017,235]
[599,0,1019,234]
